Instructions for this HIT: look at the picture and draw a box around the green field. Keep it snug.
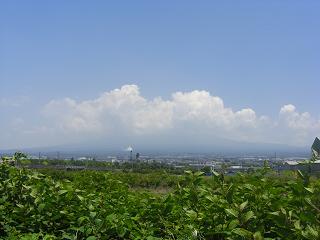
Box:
[0,162,319,240]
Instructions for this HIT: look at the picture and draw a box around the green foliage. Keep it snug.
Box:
[0,163,319,239]
[15,158,186,174]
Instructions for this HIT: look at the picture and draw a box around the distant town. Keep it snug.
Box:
[1,137,319,175]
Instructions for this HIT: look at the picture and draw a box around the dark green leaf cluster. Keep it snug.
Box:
[0,163,319,239]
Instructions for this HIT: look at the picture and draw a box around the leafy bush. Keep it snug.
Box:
[0,162,319,239]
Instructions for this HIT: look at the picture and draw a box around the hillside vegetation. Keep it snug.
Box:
[0,163,319,239]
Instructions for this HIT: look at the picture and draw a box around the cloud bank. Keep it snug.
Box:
[34,84,319,149]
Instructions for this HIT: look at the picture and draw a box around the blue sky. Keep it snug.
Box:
[0,1,319,150]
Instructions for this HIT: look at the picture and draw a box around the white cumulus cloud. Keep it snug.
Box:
[278,104,320,144]
[5,85,318,149]
[43,85,269,140]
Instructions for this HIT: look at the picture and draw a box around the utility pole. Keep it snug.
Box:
[130,150,134,170]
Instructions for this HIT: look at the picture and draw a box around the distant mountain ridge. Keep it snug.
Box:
[1,137,310,157]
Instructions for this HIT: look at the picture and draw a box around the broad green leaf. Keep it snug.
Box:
[239,200,248,211]
[253,231,263,240]
[88,204,94,211]
[297,170,304,180]
[61,234,74,240]
[38,203,45,211]
[106,213,117,222]
[185,209,197,219]
[16,203,24,208]
[90,211,97,218]
[280,207,286,215]
[302,225,319,239]
[206,195,216,203]
[304,187,314,193]
[243,211,255,223]
[86,236,96,240]
[194,171,204,177]
[228,219,239,230]
[269,211,280,216]
[225,208,238,218]
[212,171,220,177]
[305,197,320,213]
[232,228,252,238]
[58,190,68,195]
[294,220,301,230]
[78,216,88,224]
[77,195,84,201]
[306,225,318,238]
[30,189,37,198]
